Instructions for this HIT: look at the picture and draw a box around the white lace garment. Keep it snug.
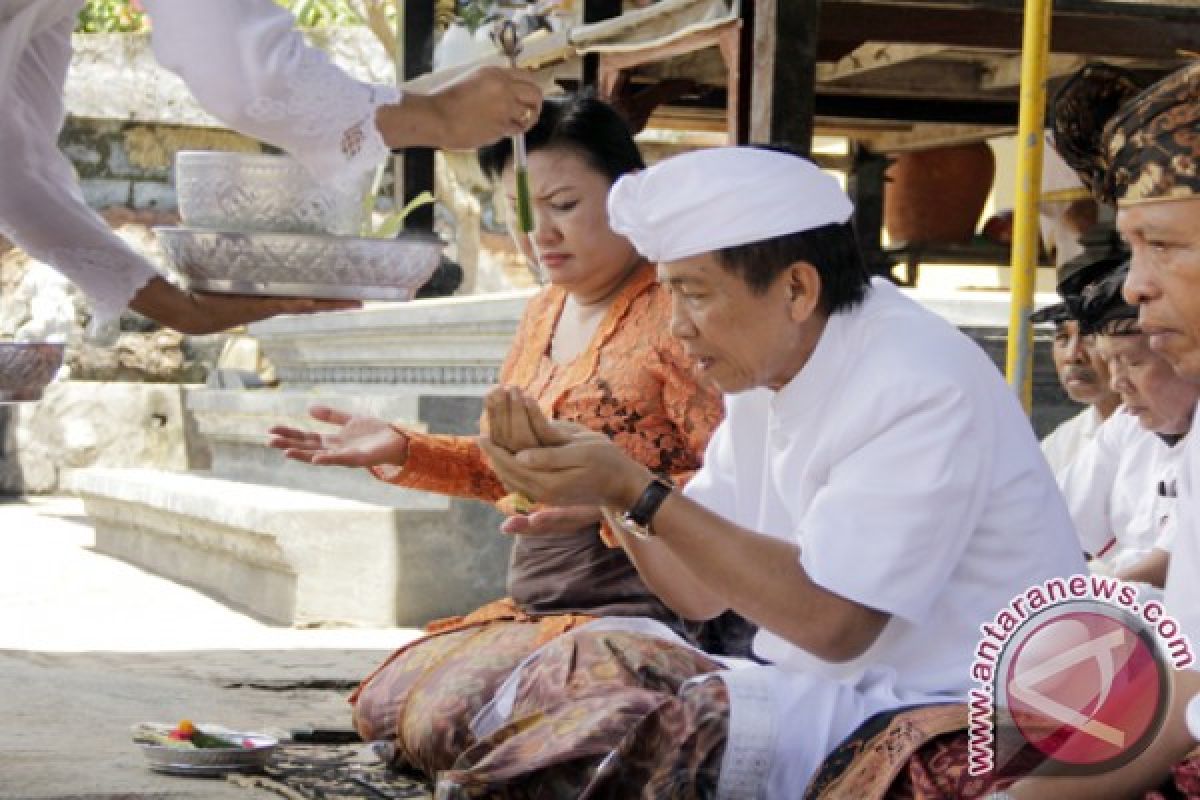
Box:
[0,0,397,324]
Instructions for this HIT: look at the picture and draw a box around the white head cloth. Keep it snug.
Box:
[607,146,855,263]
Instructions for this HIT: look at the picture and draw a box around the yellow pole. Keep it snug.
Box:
[1005,0,1054,414]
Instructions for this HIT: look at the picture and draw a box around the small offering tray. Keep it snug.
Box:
[134,721,278,777]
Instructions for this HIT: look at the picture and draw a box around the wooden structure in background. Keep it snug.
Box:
[403,0,1199,274]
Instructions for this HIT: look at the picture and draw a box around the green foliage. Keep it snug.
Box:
[75,0,371,33]
[76,1,147,33]
[455,0,497,33]
[281,0,369,28]
[76,0,498,36]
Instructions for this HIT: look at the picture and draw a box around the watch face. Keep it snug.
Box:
[621,513,654,540]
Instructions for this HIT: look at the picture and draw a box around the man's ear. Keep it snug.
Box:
[786,261,822,322]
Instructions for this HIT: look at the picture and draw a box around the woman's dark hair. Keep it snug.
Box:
[477,90,645,183]
[714,144,870,315]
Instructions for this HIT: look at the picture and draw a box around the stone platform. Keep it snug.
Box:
[66,468,459,627]
[67,293,531,627]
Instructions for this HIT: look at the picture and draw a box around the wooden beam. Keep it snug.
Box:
[818,43,951,82]
[818,0,1200,61]
[821,60,991,98]
[856,123,1012,152]
[983,53,1088,89]
[815,93,1017,125]
[749,0,820,153]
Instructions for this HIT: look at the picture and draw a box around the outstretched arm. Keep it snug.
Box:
[141,0,541,187]
[0,15,158,326]
[0,15,358,332]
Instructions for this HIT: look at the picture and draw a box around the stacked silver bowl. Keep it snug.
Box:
[155,152,442,301]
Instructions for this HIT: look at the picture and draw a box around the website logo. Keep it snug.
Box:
[968,575,1191,778]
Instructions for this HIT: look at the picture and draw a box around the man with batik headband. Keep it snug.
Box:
[1060,58,1200,641]
[1000,59,1200,800]
[461,146,1084,799]
[1057,263,1197,584]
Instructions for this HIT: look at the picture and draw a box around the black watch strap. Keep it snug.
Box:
[625,477,674,527]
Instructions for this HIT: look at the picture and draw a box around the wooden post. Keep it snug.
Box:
[402,0,436,232]
[582,0,622,86]
[847,145,894,279]
[748,0,819,155]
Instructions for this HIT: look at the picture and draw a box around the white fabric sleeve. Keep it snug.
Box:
[0,15,158,325]
[141,0,398,189]
[681,416,740,522]
[1057,416,1122,556]
[797,379,990,625]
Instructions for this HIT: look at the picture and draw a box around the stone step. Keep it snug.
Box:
[186,386,483,507]
[64,468,509,628]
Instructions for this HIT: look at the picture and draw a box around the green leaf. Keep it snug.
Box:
[369,191,435,239]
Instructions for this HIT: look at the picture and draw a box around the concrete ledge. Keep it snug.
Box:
[64,468,508,627]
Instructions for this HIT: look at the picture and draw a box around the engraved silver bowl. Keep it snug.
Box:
[154,226,443,301]
[137,725,278,776]
[175,151,370,236]
[0,342,65,403]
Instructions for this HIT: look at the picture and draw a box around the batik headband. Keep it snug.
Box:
[1102,60,1200,207]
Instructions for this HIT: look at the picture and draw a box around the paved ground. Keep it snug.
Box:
[0,496,422,800]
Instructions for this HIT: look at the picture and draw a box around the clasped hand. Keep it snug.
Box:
[479,387,652,528]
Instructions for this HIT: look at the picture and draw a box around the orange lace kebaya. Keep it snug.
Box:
[369,261,723,516]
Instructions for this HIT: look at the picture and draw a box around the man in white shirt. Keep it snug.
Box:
[1037,304,1120,477]
[999,57,1200,800]
[1105,63,1200,652]
[0,0,541,333]
[1057,264,1197,582]
[477,147,1085,797]
[1037,225,1130,476]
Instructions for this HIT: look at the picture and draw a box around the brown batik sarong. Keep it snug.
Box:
[432,628,729,800]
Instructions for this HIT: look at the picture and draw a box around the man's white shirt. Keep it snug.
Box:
[1042,406,1103,479]
[681,279,1085,796]
[1165,404,1200,650]
[1058,410,1183,571]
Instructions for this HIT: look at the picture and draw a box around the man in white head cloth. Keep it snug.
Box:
[474,146,1086,797]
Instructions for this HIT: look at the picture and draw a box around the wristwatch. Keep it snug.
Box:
[622,477,674,540]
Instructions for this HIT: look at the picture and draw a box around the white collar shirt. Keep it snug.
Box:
[1041,406,1103,479]
[685,279,1087,698]
[1164,405,1200,648]
[1058,411,1184,571]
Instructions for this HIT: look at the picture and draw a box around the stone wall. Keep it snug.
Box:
[60,119,263,216]
[0,382,207,495]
